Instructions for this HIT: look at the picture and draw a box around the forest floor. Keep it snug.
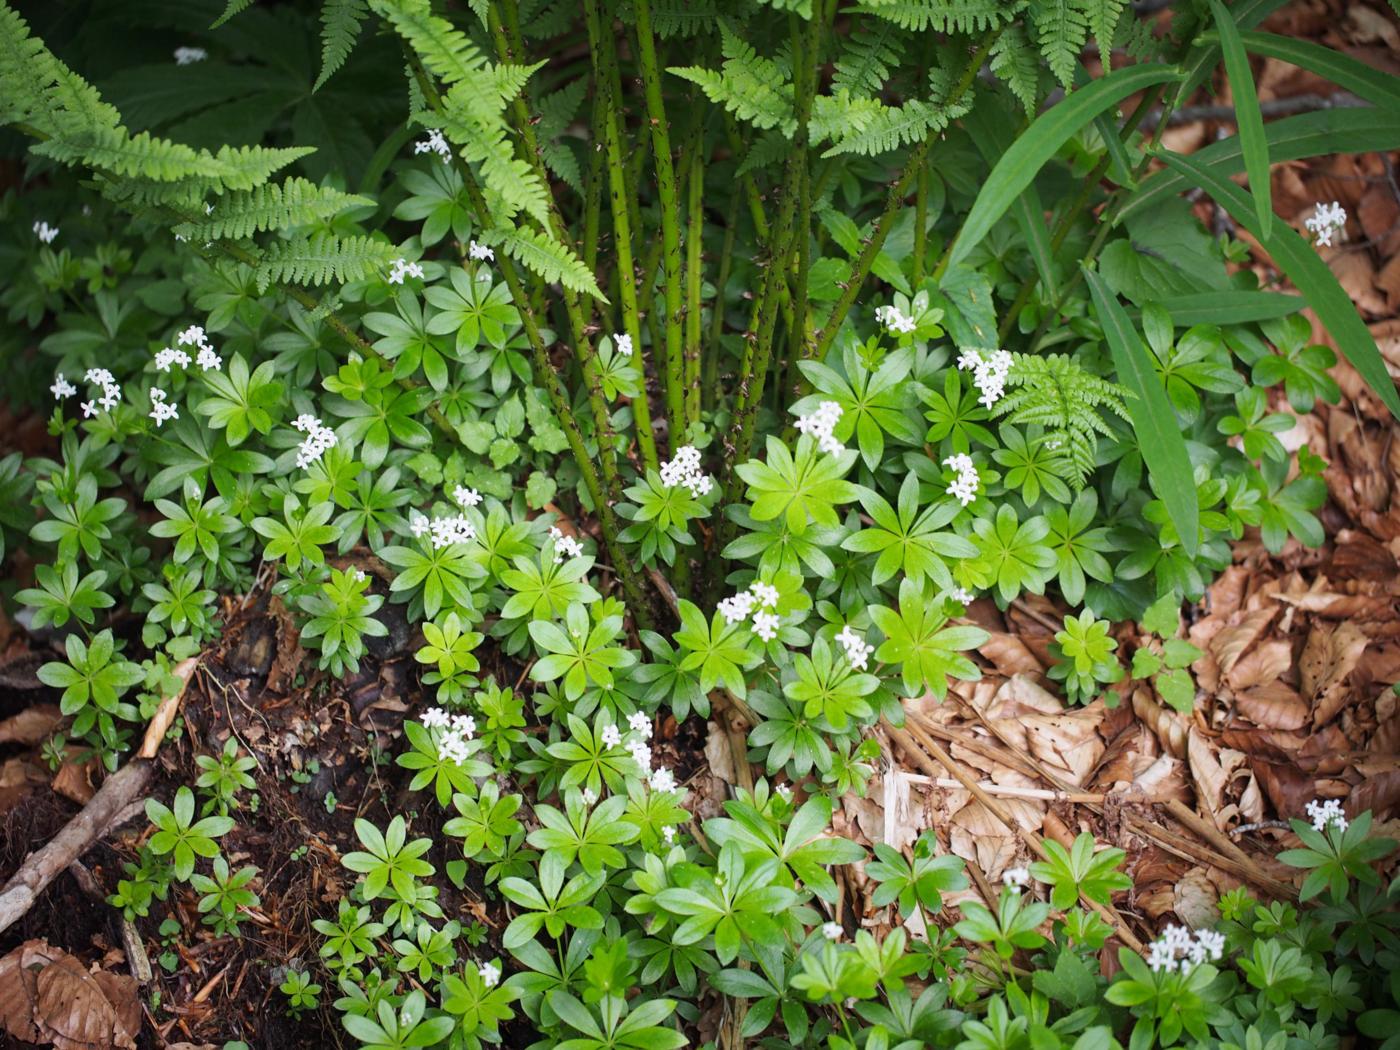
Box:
[2,2,1400,1047]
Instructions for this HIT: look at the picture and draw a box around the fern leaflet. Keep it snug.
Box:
[314,0,368,92]
[851,0,1018,33]
[174,178,372,240]
[491,227,605,302]
[253,232,400,292]
[990,22,1041,114]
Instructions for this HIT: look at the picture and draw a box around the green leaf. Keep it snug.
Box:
[1160,149,1400,421]
[1084,265,1199,556]
[1135,290,1301,327]
[1209,0,1271,238]
[1237,31,1400,114]
[945,63,1180,273]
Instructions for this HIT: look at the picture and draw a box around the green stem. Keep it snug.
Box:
[633,0,687,439]
[684,140,704,427]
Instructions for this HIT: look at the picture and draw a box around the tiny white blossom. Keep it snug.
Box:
[195,346,222,371]
[956,348,1014,409]
[628,740,653,769]
[752,610,780,642]
[821,921,843,941]
[1305,797,1348,833]
[50,374,76,399]
[387,257,425,285]
[718,591,757,625]
[291,414,337,470]
[414,129,452,163]
[478,962,500,988]
[659,445,712,499]
[452,714,476,738]
[176,325,207,348]
[174,46,207,65]
[775,783,793,800]
[80,400,97,418]
[943,452,979,506]
[661,825,676,843]
[452,485,482,509]
[649,766,677,792]
[148,388,178,426]
[1304,201,1347,248]
[410,512,431,539]
[430,514,476,549]
[98,383,121,411]
[874,304,916,335]
[835,624,874,671]
[627,712,652,739]
[601,724,622,749]
[750,581,780,608]
[951,586,976,603]
[794,400,844,455]
[154,347,191,373]
[421,707,450,728]
[1145,924,1225,974]
[581,786,597,806]
[468,240,495,262]
[32,220,59,244]
[1002,866,1030,889]
[352,568,368,582]
[614,332,633,357]
[547,525,585,562]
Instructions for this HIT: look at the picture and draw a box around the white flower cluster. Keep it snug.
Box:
[50,374,76,399]
[77,368,122,417]
[548,525,584,563]
[414,129,452,163]
[32,220,59,244]
[718,580,782,641]
[795,400,844,455]
[874,304,916,335]
[292,414,337,470]
[1145,924,1226,974]
[409,511,475,549]
[478,962,500,988]
[387,257,425,285]
[468,240,494,262]
[951,586,976,603]
[600,710,676,796]
[173,46,207,65]
[148,387,178,427]
[1305,201,1347,248]
[821,921,843,941]
[1002,866,1031,889]
[613,333,633,357]
[173,325,223,371]
[452,485,482,509]
[944,452,980,506]
[835,624,874,671]
[659,446,712,498]
[1305,797,1348,833]
[154,347,190,372]
[956,348,1014,409]
[420,707,476,765]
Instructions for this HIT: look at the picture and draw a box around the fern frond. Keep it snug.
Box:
[492,61,546,106]
[1032,0,1090,88]
[820,99,934,157]
[669,28,795,135]
[647,0,721,37]
[832,21,904,99]
[173,178,371,240]
[207,144,318,190]
[314,0,368,92]
[212,0,255,28]
[0,5,120,134]
[434,98,551,226]
[1085,0,1128,72]
[994,353,1130,487]
[990,22,1040,114]
[536,78,586,140]
[368,0,490,85]
[33,128,209,181]
[491,226,606,302]
[851,0,1017,33]
[254,232,399,292]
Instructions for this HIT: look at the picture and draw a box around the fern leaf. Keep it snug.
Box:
[536,78,587,140]
[0,5,120,135]
[314,0,368,92]
[669,28,795,135]
[994,353,1130,487]
[542,140,583,193]
[851,0,1016,33]
[33,128,209,181]
[492,60,546,106]
[990,22,1040,114]
[833,21,904,99]
[646,0,721,38]
[174,178,371,240]
[820,99,934,157]
[1083,0,1127,72]
[491,226,606,302]
[211,0,255,28]
[368,0,490,85]
[254,232,399,292]
[1032,0,1090,89]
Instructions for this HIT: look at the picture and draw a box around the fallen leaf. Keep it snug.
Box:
[0,705,62,745]
[1235,681,1308,731]
[1173,868,1222,928]
[1299,622,1369,726]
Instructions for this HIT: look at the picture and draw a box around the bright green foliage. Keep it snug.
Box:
[144,786,235,881]
[341,816,435,900]
[37,629,144,749]
[1029,833,1132,909]
[870,578,987,698]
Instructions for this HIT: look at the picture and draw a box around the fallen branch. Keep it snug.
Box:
[0,656,198,935]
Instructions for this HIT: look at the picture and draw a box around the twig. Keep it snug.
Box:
[1141,92,1368,130]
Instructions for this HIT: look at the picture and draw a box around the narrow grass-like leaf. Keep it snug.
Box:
[1121,109,1400,223]
[1237,31,1400,113]
[1085,266,1199,557]
[1176,0,1289,106]
[1134,291,1301,327]
[1161,149,1400,420]
[945,64,1180,274]
[1209,0,1271,238]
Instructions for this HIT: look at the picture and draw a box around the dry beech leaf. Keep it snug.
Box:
[1209,609,1277,677]
[1225,640,1292,692]
[1300,622,1369,726]
[1235,681,1308,731]
[0,705,63,745]
[0,941,138,1050]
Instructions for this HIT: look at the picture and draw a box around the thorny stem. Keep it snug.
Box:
[632,0,687,439]
[684,142,705,428]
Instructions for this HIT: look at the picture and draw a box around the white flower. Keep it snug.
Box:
[80,400,97,418]
[649,767,677,792]
[387,257,425,285]
[174,46,207,65]
[84,367,114,386]
[32,220,59,244]
[1305,798,1348,833]
[438,729,472,765]
[794,400,844,455]
[547,525,585,563]
[821,921,843,941]
[718,591,756,625]
[176,325,208,349]
[750,581,780,609]
[195,346,222,371]
[1002,866,1030,888]
[601,724,622,749]
[468,240,495,262]
[956,348,1014,409]
[775,783,792,800]
[421,707,450,729]
[414,129,452,163]
[430,514,476,549]
[98,383,121,411]
[1145,924,1225,974]
[410,512,431,539]
[154,347,191,373]
[874,304,916,335]
[943,452,979,506]
[661,825,676,843]
[478,962,500,988]
[835,624,874,671]
[581,787,597,806]
[452,485,482,509]
[613,332,633,357]
[291,414,337,470]
[50,374,76,399]
[1304,201,1347,248]
[628,740,653,770]
[352,568,368,582]
[627,712,652,739]
[752,610,780,642]
[952,586,976,603]
[659,445,712,498]
[453,714,476,737]
[148,388,178,426]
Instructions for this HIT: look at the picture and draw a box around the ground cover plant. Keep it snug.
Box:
[1,0,1399,1046]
